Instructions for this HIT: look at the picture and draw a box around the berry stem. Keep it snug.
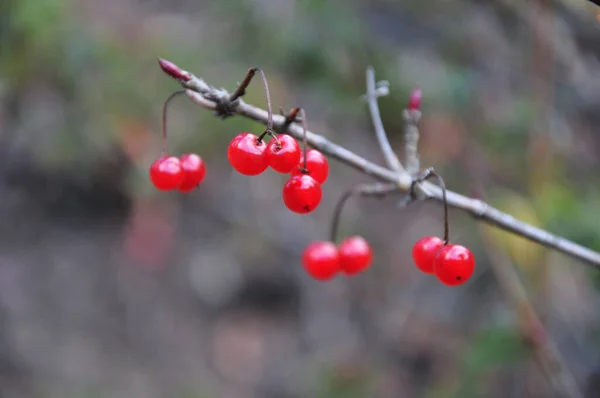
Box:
[255,68,279,146]
[413,167,449,244]
[330,189,354,243]
[330,183,398,243]
[300,108,309,172]
[161,90,187,156]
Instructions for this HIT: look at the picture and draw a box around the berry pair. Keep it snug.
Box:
[149,90,207,193]
[412,236,475,286]
[302,236,372,281]
[149,153,206,192]
[227,132,301,176]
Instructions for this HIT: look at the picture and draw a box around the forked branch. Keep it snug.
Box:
[158,58,600,269]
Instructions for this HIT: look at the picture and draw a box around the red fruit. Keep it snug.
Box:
[227,132,268,176]
[177,153,207,193]
[266,134,301,173]
[149,156,184,191]
[302,241,340,281]
[338,236,373,276]
[290,149,329,184]
[282,175,322,214]
[412,236,444,274]
[434,244,475,286]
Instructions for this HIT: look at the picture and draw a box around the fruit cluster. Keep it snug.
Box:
[227,131,329,214]
[153,61,476,285]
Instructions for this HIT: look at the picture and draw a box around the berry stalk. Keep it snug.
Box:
[161,90,187,156]
[300,108,308,172]
[413,168,449,244]
[255,68,279,146]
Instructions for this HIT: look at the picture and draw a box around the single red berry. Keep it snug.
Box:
[434,244,475,286]
[302,241,340,281]
[338,236,373,276]
[227,132,268,176]
[265,134,301,173]
[282,175,322,214]
[408,87,422,111]
[177,153,207,193]
[290,149,329,184]
[412,236,444,274]
[149,156,184,191]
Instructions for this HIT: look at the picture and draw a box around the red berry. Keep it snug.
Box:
[338,236,373,276]
[302,241,340,281]
[408,87,422,111]
[282,175,322,214]
[290,149,329,184]
[434,244,475,286]
[227,132,268,176]
[149,156,184,191]
[265,134,301,173]
[412,236,444,274]
[177,153,207,193]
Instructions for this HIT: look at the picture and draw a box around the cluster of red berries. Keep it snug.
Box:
[412,236,475,286]
[301,236,373,281]
[227,132,329,213]
[154,59,476,287]
[149,153,206,192]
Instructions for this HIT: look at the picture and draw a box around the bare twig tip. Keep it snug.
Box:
[158,57,191,81]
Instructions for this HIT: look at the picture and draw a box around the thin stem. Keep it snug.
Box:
[229,67,258,102]
[254,68,277,145]
[300,108,308,171]
[330,190,354,243]
[413,168,449,244]
[330,183,398,243]
[161,90,187,156]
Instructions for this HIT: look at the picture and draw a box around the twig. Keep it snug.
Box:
[229,67,258,102]
[160,59,600,269]
[403,90,422,174]
[279,107,301,130]
[365,67,405,173]
[480,227,582,398]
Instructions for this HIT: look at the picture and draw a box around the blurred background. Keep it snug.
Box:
[1,0,600,397]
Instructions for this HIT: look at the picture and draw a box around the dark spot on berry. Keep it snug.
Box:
[303,205,310,212]
[457,276,462,280]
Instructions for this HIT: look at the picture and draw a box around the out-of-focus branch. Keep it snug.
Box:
[365,67,405,173]
[480,226,582,398]
[158,59,600,269]
[403,87,422,174]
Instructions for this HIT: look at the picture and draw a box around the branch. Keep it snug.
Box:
[365,67,405,173]
[161,60,600,269]
[480,227,582,398]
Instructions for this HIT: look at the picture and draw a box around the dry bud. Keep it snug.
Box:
[158,57,191,81]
